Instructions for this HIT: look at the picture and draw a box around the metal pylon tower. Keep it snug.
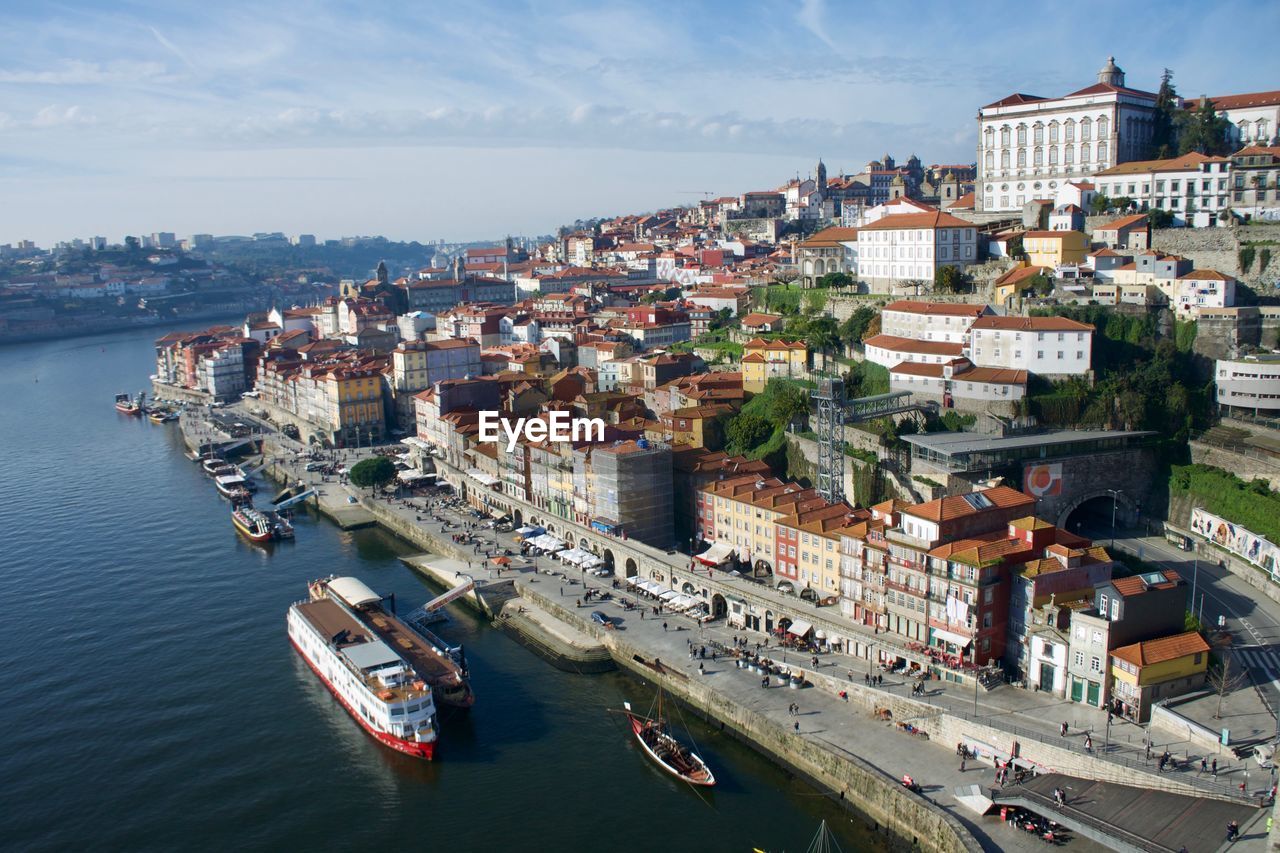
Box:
[815,374,846,504]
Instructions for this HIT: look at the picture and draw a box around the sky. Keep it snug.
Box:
[2,0,1278,246]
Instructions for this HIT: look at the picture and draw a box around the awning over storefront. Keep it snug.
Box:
[932,628,973,648]
[695,542,736,566]
[786,619,814,637]
[400,436,433,451]
[464,467,500,487]
[397,469,434,483]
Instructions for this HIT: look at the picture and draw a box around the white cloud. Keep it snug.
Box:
[796,0,837,49]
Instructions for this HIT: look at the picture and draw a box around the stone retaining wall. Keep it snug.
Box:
[517,583,981,853]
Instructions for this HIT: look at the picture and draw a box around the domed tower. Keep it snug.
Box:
[889,174,906,200]
[1097,56,1125,87]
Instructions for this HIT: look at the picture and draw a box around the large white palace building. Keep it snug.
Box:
[977,58,1156,213]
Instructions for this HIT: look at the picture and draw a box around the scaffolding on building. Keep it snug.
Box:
[814,374,846,504]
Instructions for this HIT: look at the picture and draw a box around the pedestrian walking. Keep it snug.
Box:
[1213,758,1219,777]
[1200,757,1208,774]
[794,721,800,734]
[662,621,668,632]
[1060,721,1068,737]
[1084,734,1093,754]
[959,757,966,772]
[698,661,704,676]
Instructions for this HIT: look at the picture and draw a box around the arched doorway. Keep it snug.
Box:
[547,524,556,535]
[754,559,772,579]
[603,548,616,570]
[711,594,727,620]
[513,509,523,527]
[776,580,795,594]
[681,581,695,595]
[625,557,638,578]
[580,537,590,550]
[764,610,775,633]
[800,587,819,603]
[778,617,793,634]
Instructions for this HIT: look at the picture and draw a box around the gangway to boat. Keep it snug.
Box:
[422,578,474,613]
[273,488,316,510]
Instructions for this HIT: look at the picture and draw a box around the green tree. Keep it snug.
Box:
[1090,194,1111,215]
[349,456,396,489]
[934,265,969,294]
[1150,69,1179,159]
[1148,209,1174,228]
[1240,246,1257,272]
[725,412,775,454]
[1112,196,1134,212]
[802,314,840,355]
[817,271,854,290]
[838,306,876,351]
[766,381,809,427]
[1177,97,1232,155]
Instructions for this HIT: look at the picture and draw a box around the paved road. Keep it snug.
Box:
[1087,522,1280,720]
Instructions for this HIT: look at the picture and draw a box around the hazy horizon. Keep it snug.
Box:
[3,0,1278,246]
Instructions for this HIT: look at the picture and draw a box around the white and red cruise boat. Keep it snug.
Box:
[288,576,440,760]
[310,576,475,711]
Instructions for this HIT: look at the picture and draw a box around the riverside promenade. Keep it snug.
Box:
[177,409,1272,849]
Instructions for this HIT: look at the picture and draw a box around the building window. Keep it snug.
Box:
[1090,655,1101,673]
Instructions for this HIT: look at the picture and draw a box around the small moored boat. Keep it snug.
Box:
[114,392,144,416]
[622,692,715,786]
[232,506,276,543]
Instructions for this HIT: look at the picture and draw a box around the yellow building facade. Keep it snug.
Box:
[1023,230,1088,267]
[741,338,808,393]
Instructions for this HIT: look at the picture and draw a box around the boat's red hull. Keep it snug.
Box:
[115,404,141,415]
[290,638,436,760]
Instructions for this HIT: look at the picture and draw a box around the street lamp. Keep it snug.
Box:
[1105,489,1123,548]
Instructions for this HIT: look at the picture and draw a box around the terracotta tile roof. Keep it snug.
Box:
[1095,213,1149,231]
[799,226,861,247]
[1095,152,1229,177]
[1111,631,1209,668]
[859,210,973,231]
[950,191,976,209]
[994,266,1052,287]
[982,93,1047,109]
[1178,269,1233,281]
[1208,90,1280,110]
[905,485,1034,523]
[890,360,1028,386]
[744,337,806,351]
[969,315,1094,332]
[739,312,783,327]
[1109,569,1180,596]
[864,334,965,356]
[1063,82,1155,99]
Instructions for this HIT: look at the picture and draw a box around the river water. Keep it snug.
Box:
[0,325,885,852]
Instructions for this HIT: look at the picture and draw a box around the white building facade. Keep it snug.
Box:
[1216,355,1280,413]
[967,316,1093,378]
[880,300,991,343]
[855,211,977,294]
[977,57,1156,213]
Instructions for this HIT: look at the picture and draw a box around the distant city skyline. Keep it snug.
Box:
[1,0,1277,245]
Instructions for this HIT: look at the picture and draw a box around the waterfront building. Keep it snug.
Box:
[697,475,825,576]
[1108,631,1210,723]
[773,503,867,601]
[1066,570,1186,710]
[571,439,673,549]
[386,339,482,430]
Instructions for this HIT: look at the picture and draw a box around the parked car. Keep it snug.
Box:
[305,462,326,472]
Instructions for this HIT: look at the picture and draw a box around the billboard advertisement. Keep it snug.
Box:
[1189,507,1280,580]
[1024,463,1063,498]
